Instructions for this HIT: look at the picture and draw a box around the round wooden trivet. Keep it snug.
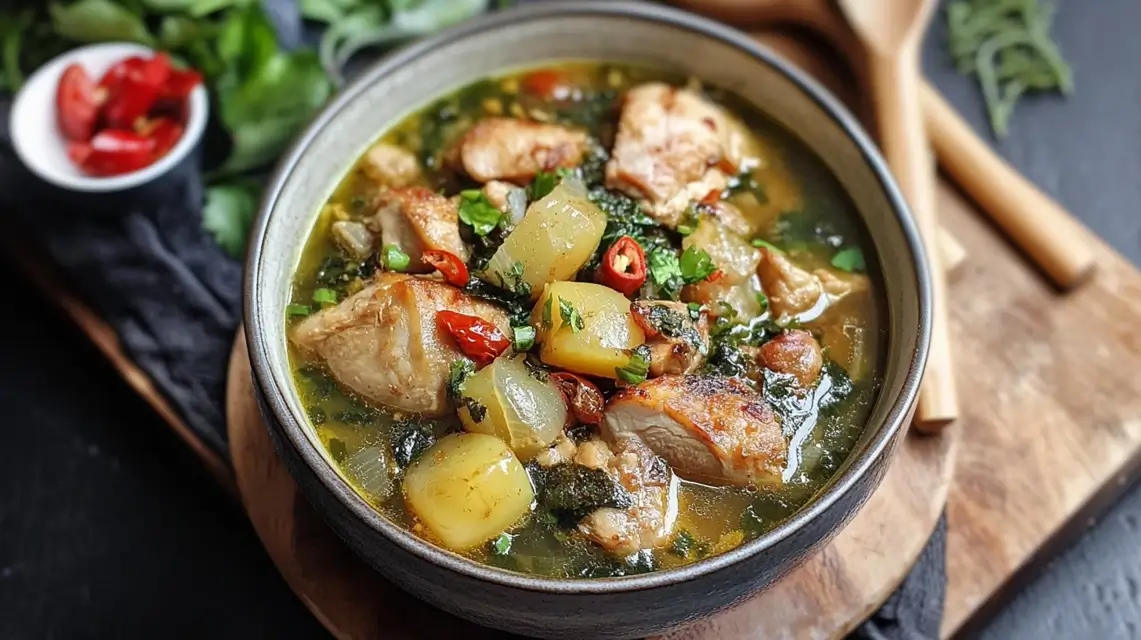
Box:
[227,328,956,640]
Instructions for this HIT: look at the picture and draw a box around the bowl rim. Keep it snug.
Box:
[8,41,209,193]
[246,0,931,595]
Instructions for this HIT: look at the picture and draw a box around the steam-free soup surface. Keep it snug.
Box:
[287,62,883,578]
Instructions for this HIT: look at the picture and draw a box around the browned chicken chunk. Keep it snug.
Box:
[605,83,734,227]
[368,187,469,272]
[360,142,421,187]
[759,329,823,389]
[630,301,711,377]
[290,273,510,416]
[578,434,680,556]
[756,248,826,323]
[603,375,787,487]
[452,117,588,183]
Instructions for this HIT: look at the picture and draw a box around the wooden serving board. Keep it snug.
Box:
[9,26,1141,640]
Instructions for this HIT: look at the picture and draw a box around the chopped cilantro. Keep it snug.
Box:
[529,170,559,200]
[647,247,684,299]
[489,533,514,556]
[679,247,717,283]
[542,295,554,330]
[458,189,504,236]
[559,298,584,334]
[615,344,651,384]
[447,359,476,398]
[756,291,769,313]
[831,247,866,272]
[497,261,532,298]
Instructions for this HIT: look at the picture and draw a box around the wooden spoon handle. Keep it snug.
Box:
[920,84,1097,289]
[867,53,958,431]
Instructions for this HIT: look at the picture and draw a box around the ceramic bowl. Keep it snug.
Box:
[245,3,931,638]
[9,42,208,193]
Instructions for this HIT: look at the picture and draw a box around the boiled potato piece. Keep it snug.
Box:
[404,433,535,551]
[459,355,568,460]
[532,281,645,379]
[484,178,607,299]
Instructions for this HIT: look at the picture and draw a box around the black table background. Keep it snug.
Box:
[3,1,1140,638]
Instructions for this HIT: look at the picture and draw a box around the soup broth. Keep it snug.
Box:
[287,62,883,578]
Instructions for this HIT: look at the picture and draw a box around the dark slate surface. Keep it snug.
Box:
[0,0,1137,638]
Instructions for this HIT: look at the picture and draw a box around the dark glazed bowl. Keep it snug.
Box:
[244,3,931,638]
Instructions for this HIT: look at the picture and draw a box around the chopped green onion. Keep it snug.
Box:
[381,244,411,272]
[687,302,702,321]
[830,247,866,273]
[286,303,311,317]
[751,238,784,253]
[490,532,514,556]
[559,298,584,334]
[312,288,338,306]
[512,325,536,352]
[679,247,717,283]
[615,345,651,384]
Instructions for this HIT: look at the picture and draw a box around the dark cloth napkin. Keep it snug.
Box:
[0,1,945,636]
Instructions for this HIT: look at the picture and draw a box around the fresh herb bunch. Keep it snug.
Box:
[946,0,1074,138]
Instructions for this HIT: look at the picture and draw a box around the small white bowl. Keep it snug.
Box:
[9,42,208,193]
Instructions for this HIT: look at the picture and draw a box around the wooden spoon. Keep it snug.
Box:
[838,0,956,431]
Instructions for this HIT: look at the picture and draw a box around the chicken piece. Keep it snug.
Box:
[680,218,765,319]
[360,142,421,187]
[331,220,375,260]
[574,438,613,471]
[290,273,510,416]
[756,248,826,323]
[815,268,870,303]
[368,187,469,272]
[535,431,578,468]
[759,329,823,389]
[603,375,787,487]
[453,117,588,183]
[630,301,711,377]
[605,83,734,227]
[578,434,680,556]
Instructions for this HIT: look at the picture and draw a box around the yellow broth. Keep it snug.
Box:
[287,62,883,578]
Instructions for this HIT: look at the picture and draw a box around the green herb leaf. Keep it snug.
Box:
[559,298,584,334]
[615,344,651,384]
[529,170,559,201]
[495,261,531,299]
[489,532,514,556]
[202,181,260,258]
[286,303,311,317]
[750,238,784,253]
[542,295,554,330]
[458,189,503,236]
[830,247,866,273]
[448,359,475,398]
[312,288,338,306]
[49,0,155,46]
[679,247,716,283]
[687,302,702,321]
[381,244,411,272]
[756,292,769,313]
[512,325,536,352]
[300,0,354,24]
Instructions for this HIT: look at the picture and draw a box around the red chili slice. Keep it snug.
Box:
[549,372,604,425]
[56,64,99,142]
[436,311,510,366]
[706,269,725,283]
[141,117,184,160]
[422,250,470,287]
[74,130,156,177]
[101,53,172,130]
[160,67,202,102]
[96,56,146,98]
[599,236,647,296]
[521,70,573,100]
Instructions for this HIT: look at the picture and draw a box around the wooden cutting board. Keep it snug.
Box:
[10,26,1141,640]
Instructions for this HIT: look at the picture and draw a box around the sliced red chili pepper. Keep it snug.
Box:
[160,67,202,102]
[96,56,146,98]
[436,311,510,366]
[599,236,647,296]
[101,53,172,130]
[66,141,92,167]
[549,372,604,425]
[705,269,725,283]
[521,70,572,100]
[140,117,184,160]
[422,250,470,287]
[56,64,99,142]
[699,188,722,205]
[75,130,156,177]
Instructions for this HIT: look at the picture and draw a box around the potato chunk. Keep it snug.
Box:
[404,433,535,551]
[459,356,568,460]
[484,178,606,299]
[532,281,645,379]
